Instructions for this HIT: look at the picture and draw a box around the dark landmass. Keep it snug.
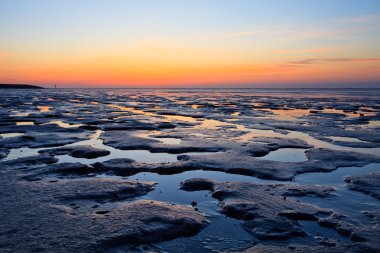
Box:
[0,83,43,89]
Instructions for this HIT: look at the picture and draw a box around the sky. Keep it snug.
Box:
[1,0,380,88]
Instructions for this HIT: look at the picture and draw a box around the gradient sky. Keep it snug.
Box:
[1,0,380,88]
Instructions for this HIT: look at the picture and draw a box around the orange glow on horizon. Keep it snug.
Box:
[1,1,380,87]
[1,51,380,87]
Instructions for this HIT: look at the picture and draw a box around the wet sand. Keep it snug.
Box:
[0,88,379,252]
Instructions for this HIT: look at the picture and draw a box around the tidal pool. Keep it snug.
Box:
[260,148,308,162]
[1,88,380,252]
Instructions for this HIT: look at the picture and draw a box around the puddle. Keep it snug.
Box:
[156,137,182,145]
[295,163,380,223]
[0,133,24,138]
[285,131,380,156]
[58,150,220,164]
[367,120,380,128]
[53,130,220,164]
[57,150,180,164]
[295,163,380,187]
[109,104,198,123]
[127,170,267,205]
[197,119,233,130]
[45,120,82,128]
[260,148,308,162]
[235,127,281,141]
[328,136,369,143]
[4,147,40,160]
[37,106,52,112]
[107,170,269,252]
[190,133,210,137]
[108,104,157,117]
[16,121,34,126]
[163,114,198,123]
[134,132,182,145]
[1,89,380,252]
[11,112,30,117]
[157,216,255,253]
[106,101,380,156]
[321,108,360,119]
[264,108,311,121]
[298,220,351,243]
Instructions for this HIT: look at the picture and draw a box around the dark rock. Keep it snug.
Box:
[0,155,58,170]
[344,172,380,200]
[239,243,379,253]
[181,178,333,240]
[102,131,160,150]
[0,133,90,149]
[0,148,9,159]
[40,145,110,159]
[0,172,207,252]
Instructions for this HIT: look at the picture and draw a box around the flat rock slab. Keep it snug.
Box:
[0,133,90,149]
[239,243,376,253]
[102,130,161,150]
[345,172,380,200]
[27,177,157,201]
[101,130,223,153]
[0,148,9,159]
[0,172,208,252]
[40,145,111,158]
[181,178,334,240]
[179,148,380,181]
[181,179,380,250]
[83,147,380,181]
[0,154,58,170]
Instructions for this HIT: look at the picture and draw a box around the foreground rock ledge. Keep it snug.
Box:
[181,178,380,251]
[0,172,208,253]
[344,172,380,200]
[239,243,378,253]
[181,178,334,240]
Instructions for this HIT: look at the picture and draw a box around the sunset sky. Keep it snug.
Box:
[1,0,380,88]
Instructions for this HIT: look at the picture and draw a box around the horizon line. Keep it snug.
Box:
[2,83,380,89]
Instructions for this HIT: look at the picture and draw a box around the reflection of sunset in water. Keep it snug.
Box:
[37,106,52,112]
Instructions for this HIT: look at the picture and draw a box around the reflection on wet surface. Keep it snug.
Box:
[16,121,34,126]
[37,105,52,112]
[295,163,380,224]
[0,133,24,138]
[367,120,380,128]
[261,108,311,121]
[5,147,40,160]
[11,112,30,117]
[329,136,369,143]
[1,88,380,252]
[44,120,82,128]
[260,148,308,162]
[156,137,182,145]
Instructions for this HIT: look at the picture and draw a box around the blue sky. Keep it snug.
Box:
[1,0,380,87]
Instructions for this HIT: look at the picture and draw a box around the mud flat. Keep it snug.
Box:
[0,88,380,252]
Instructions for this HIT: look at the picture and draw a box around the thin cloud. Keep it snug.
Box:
[275,47,335,54]
[290,58,380,64]
[189,31,256,40]
[332,14,379,24]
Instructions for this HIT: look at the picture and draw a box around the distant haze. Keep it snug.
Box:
[1,0,380,88]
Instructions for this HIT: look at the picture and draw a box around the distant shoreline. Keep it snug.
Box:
[1,84,379,90]
[37,87,380,90]
[0,84,43,89]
